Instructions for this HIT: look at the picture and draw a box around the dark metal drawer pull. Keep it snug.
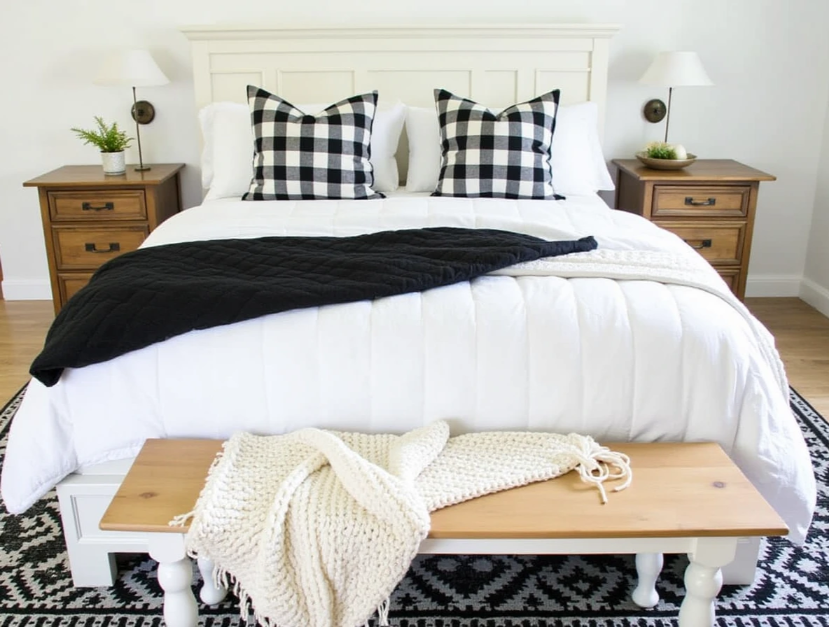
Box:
[82,202,115,211]
[684,196,716,207]
[685,239,712,250]
[84,242,121,254]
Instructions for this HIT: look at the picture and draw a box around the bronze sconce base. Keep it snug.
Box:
[644,98,667,123]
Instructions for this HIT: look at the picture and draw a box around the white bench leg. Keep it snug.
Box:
[721,536,761,585]
[148,534,198,627]
[197,556,229,605]
[632,552,663,608]
[678,538,738,627]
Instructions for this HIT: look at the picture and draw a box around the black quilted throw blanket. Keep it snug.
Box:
[31,227,597,387]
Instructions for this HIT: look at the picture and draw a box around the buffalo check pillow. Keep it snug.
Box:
[432,88,560,199]
[243,86,382,200]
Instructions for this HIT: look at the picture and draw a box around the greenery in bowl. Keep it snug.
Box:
[71,117,133,153]
[643,141,678,160]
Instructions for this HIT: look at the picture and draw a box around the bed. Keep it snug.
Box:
[1,24,816,590]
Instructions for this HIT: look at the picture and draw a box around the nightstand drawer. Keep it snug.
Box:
[658,223,746,265]
[58,272,95,302]
[49,190,147,221]
[53,227,148,270]
[716,268,741,295]
[652,186,750,218]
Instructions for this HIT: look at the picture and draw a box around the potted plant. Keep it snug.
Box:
[71,117,133,175]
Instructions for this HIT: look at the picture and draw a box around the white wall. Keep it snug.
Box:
[2,0,829,299]
[802,98,829,317]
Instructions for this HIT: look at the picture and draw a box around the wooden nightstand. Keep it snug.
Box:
[24,164,185,313]
[612,159,775,300]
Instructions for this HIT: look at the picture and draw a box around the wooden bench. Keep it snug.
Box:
[100,439,787,627]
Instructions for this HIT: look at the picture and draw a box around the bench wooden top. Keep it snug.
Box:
[100,439,788,539]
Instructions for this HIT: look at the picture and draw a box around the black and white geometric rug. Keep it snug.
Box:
[0,386,826,626]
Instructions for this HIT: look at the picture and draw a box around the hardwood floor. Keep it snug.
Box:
[746,298,829,417]
[0,300,54,403]
[0,298,827,418]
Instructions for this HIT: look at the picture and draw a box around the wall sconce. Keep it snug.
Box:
[94,50,169,172]
[639,51,713,143]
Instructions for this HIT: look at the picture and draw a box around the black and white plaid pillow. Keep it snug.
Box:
[243,86,382,200]
[431,89,560,199]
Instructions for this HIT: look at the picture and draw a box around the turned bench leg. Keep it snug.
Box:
[148,534,198,627]
[197,556,229,605]
[632,552,663,608]
[678,538,738,627]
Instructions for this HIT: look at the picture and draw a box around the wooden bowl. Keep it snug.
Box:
[635,152,697,170]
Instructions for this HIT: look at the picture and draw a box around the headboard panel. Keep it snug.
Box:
[182,24,619,138]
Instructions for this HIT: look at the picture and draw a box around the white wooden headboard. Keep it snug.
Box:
[181,24,620,138]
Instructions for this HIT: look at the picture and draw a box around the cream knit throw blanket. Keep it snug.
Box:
[175,423,631,627]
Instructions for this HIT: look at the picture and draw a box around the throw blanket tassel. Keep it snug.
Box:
[169,510,194,527]
[572,443,633,504]
[378,598,391,626]
[366,598,391,627]
[170,450,226,529]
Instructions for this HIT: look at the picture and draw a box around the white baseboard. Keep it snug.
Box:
[1,279,52,301]
[800,278,829,319]
[745,275,802,298]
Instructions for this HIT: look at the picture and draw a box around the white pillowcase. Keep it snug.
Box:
[403,106,443,193]
[552,102,615,195]
[368,103,407,193]
[405,101,614,195]
[200,100,407,200]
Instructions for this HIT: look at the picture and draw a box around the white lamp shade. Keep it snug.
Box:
[94,49,169,87]
[639,51,713,87]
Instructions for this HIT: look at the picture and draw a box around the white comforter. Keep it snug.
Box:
[1,194,816,542]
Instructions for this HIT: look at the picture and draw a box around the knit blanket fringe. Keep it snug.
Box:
[171,422,631,627]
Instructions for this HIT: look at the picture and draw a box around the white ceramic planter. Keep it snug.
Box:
[101,151,126,175]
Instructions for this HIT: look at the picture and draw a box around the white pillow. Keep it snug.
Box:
[403,106,442,193]
[552,102,616,195]
[200,100,407,200]
[405,101,614,195]
[199,102,255,200]
[369,102,407,192]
